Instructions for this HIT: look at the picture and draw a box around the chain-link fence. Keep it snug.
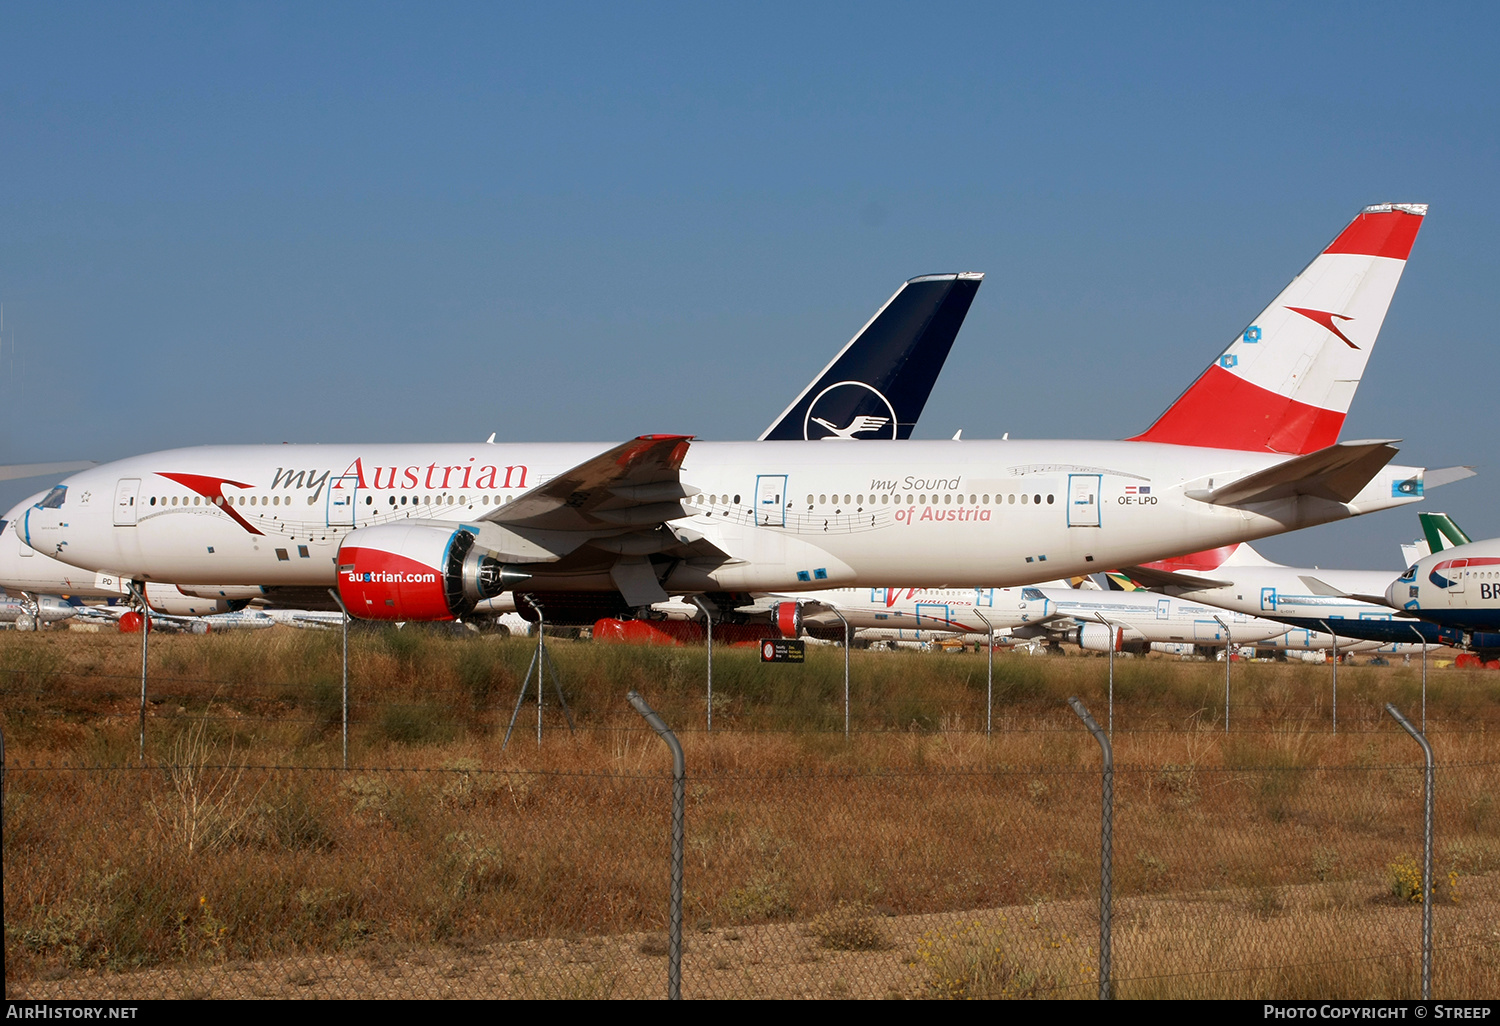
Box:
[6,726,1497,998]
[5,633,1500,998]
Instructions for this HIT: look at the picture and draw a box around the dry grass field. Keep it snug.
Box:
[3,628,1499,998]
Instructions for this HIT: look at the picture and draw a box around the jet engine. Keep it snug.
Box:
[1074,623,1147,654]
[144,584,240,616]
[769,601,804,639]
[337,523,529,621]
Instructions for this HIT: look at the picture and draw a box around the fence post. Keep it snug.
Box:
[1068,696,1112,999]
[128,583,150,762]
[1385,703,1433,1000]
[974,611,994,737]
[1213,615,1231,733]
[328,589,350,770]
[829,608,851,740]
[1320,621,1338,734]
[692,596,714,732]
[627,691,684,1000]
[1408,624,1428,733]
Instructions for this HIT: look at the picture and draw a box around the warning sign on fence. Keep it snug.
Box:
[760,639,805,663]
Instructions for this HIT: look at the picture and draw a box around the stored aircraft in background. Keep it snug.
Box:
[22,205,1462,626]
[1123,513,1486,652]
[0,591,75,630]
[1386,517,1500,651]
[731,582,1293,655]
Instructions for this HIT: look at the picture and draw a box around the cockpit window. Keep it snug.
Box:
[0,519,7,537]
[1401,565,1418,580]
[37,486,67,509]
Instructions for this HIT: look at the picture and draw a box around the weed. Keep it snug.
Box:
[806,901,890,951]
[379,702,457,745]
[722,877,795,921]
[1309,848,1339,882]
[1388,854,1426,903]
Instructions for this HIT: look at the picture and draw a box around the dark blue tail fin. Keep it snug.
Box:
[760,272,983,440]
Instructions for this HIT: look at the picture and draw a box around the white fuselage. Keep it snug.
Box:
[22,438,1427,594]
[1163,565,1409,638]
[791,584,1291,645]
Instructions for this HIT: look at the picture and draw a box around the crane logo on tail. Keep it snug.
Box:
[803,381,899,440]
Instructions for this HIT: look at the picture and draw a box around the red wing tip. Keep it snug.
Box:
[636,434,695,441]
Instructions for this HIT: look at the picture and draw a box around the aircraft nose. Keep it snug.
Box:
[1386,579,1407,608]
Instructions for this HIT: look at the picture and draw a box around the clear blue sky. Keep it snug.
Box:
[3,2,1496,568]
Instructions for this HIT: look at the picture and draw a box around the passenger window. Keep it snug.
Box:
[1021,494,1028,504]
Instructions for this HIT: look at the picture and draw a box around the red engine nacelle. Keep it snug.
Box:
[337,523,526,621]
[771,601,803,639]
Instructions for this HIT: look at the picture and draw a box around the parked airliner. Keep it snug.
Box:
[1126,520,1484,652]
[0,273,984,620]
[745,582,1291,652]
[21,205,1457,624]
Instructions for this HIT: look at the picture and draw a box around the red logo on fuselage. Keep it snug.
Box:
[157,473,263,535]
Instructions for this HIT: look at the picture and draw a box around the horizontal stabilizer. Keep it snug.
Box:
[1115,564,1232,591]
[1186,440,1399,506]
[1424,467,1477,490]
[1299,576,1395,607]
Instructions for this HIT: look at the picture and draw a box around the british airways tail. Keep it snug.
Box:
[1130,204,1427,455]
[760,272,983,441]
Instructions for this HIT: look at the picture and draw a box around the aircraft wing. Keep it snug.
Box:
[1115,564,1232,591]
[1187,440,1399,506]
[471,435,707,606]
[479,435,697,533]
[0,460,97,482]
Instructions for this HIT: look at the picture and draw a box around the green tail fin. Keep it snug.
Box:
[1419,512,1472,554]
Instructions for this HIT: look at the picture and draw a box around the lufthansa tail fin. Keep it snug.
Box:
[760,272,983,441]
[1130,204,1426,454]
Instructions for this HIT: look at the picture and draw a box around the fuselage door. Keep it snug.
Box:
[1067,474,1102,528]
[326,475,360,527]
[755,474,788,527]
[113,479,141,527]
[1260,587,1277,611]
[1447,559,1468,597]
[1156,597,1170,620]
